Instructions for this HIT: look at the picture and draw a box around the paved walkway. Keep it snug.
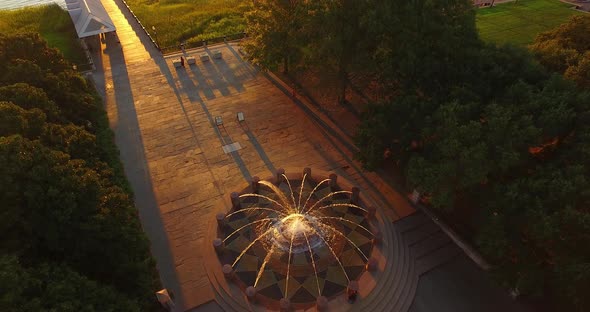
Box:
[94,0,415,310]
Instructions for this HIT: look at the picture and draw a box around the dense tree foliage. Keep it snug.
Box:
[365,0,480,97]
[350,7,590,312]
[0,33,159,310]
[245,3,589,309]
[0,255,139,312]
[531,15,590,88]
[243,0,372,102]
[243,0,307,73]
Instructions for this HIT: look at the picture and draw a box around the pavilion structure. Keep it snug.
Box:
[65,0,116,38]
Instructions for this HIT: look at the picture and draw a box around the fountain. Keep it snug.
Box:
[215,168,379,309]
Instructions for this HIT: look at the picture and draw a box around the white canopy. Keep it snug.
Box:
[66,0,116,38]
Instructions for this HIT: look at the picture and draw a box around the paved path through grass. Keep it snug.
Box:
[476,0,585,45]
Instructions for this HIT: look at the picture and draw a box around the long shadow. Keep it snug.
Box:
[109,0,226,196]
[186,63,216,100]
[239,122,276,174]
[150,60,228,197]
[224,43,259,79]
[99,33,186,308]
[176,67,252,181]
[199,51,232,97]
[206,48,245,92]
[211,57,245,92]
[89,36,107,99]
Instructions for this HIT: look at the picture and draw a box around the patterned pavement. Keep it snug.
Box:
[217,176,374,308]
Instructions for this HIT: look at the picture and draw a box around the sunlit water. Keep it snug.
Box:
[226,173,372,297]
[0,0,66,10]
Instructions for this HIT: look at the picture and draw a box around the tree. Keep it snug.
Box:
[531,15,590,88]
[303,0,372,104]
[364,0,480,97]
[0,33,160,310]
[564,51,590,89]
[0,255,139,312]
[0,135,158,303]
[243,0,307,73]
[0,33,69,74]
[0,83,60,121]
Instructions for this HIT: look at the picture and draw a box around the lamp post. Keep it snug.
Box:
[151,26,160,49]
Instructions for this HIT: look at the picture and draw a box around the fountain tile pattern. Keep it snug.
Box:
[217,178,374,306]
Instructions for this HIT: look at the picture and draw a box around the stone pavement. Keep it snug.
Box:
[94,0,416,310]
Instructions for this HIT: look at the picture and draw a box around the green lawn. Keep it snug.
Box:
[0,4,86,65]
[476,0,586,46]
[125,0,247,49]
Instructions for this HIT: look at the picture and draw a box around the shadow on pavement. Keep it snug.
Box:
[98,30,186,310]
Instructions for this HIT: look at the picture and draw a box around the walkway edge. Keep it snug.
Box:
[416,203,491,271]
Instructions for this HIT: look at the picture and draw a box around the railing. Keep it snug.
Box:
[118,0,161,51]
[116,0,247,54]
[159,32,247,55]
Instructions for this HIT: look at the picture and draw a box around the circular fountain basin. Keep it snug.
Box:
[215,169,378,309]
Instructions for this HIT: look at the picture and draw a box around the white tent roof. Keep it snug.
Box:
[66,0,116,38]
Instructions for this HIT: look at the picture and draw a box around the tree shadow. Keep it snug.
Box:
[224,42,259,79]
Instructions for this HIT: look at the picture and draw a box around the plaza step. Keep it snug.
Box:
[356,217,414,312]
[404,221,442,246]
[207,209,453,311]
[392,212,429,233]
[410,229,451,259]
[396,262,420,312]
[358,211,468,312]
[378,217,425,311]
[415,242,462,275]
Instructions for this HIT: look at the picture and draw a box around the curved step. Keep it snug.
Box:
[356,218,412,311]
[371,225,415,312]
[357,219,398,305]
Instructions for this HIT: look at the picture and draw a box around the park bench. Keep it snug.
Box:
[186,57,196,65]
[212,50,222,59]
[200,53,210,62]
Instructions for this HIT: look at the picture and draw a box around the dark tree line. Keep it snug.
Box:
[244,1,590,310]
[0,33,160,311]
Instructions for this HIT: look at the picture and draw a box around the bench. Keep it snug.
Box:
[186,57,196,65]
[212,50,222,59]
[200,53,210,62]
[172,60,182,68]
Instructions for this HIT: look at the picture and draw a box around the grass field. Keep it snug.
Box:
[0,4,86,65]
[125,0,247,49]
[476,0,586,46]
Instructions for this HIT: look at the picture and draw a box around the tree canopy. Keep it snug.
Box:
[234,4,590,309]
[351,11,590,312]
[531,15,590,88]
[0,33,160,310]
